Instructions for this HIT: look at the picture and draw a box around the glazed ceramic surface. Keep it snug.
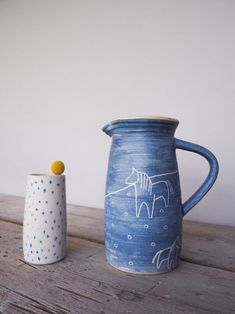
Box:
[103,117,219,274]
[23,174,67,265]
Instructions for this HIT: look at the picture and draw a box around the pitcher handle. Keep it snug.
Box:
[175,138,219,217]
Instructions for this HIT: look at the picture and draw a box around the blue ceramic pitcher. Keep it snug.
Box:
[103,117,219,274]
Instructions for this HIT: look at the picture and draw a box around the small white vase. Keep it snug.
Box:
[23,174,67,264]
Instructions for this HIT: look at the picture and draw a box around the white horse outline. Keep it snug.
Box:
[152,236,181,270]
[105,168,177,218]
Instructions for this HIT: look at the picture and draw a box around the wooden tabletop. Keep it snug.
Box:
[0,194,235,314]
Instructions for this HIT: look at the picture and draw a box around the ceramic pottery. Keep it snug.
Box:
[23,174,67,265]
[103,117,219,274]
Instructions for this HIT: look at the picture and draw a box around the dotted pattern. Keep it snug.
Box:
[23,175,67,264]
[107,209,173,271]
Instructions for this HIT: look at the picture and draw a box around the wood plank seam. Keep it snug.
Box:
[1,216,234,274]
[1,194,235,273]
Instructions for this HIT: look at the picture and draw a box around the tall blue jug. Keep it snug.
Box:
[103,117,219,274]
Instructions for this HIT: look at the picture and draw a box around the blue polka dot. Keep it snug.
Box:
[43,189,46,193]
[45,220,47,224]
[49,180,52,184]
[41,179,43,183]
[38,257,40,261]
[42,212,45,215]
[47,235,49,238]
[51,191,54,194]
[54,237,57,241]
[57,183,60,186]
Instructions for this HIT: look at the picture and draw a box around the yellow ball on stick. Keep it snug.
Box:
[51,160,65,175]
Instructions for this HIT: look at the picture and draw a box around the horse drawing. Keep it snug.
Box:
[152,236,181,270]
[125,168,174,218]
[105,167,177,219]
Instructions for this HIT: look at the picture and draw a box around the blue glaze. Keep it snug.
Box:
[175,139,219,216]
[103,117,219,274]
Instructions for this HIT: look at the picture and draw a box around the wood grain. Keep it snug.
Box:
[0,194,234,271]
[1,220,235,314]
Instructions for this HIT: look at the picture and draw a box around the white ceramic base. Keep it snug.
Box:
[106,260,180,275]
[24,252,66,265]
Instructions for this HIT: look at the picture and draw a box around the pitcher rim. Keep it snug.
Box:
[109,116,179,123]
[103,116,179,135]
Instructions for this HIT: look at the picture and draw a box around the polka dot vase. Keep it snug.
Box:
[23,174,67,265]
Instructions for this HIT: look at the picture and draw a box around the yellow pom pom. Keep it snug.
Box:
[51,160,65,175]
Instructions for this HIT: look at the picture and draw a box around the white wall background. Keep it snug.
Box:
[0,0,234,226]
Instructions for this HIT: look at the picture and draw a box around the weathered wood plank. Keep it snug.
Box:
[182,221,235,272]
[0,193,235,272]
[1,220,235,314]
[0,194,103,244]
